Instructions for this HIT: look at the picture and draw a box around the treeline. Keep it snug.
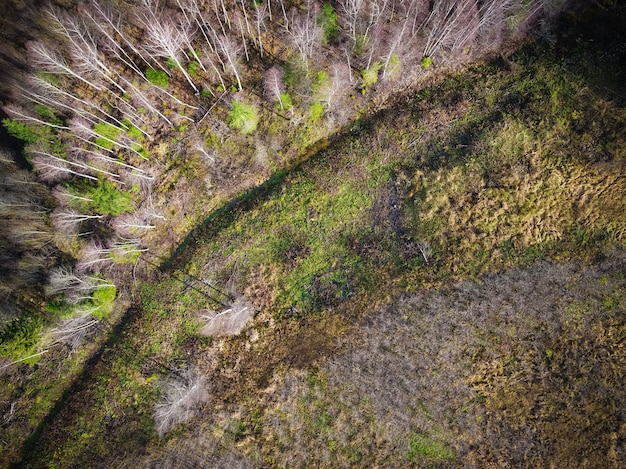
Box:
[0,0,569,361]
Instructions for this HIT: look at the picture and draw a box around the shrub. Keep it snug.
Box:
[227,101,259,134]
[0,314,43,362]
[88,180,133,216]
[146,68,169,88]
[283,59,307,91]
[2,119,39,143]
[188,61,199,75]
[318,3,339,43]
[360,62,382,94]
[91,285,116,319]
[308,102,324,123]
[278,93,293,110]
[421,57,432,70]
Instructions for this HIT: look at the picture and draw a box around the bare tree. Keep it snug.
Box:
[213,32,244,91]
[417,241,432,265]
[263,66,287,109]
[284,1,323,73]
[137,3,200,94]
[422,0,481,58]
[199,296,253,336]
[111,211,157,236]
[75,240,113,272]
[31,150,99,183]
[176,0,227,89]
[154,369,210,437]
[26,40,103,91]
[2,104,68,131]
[50,208,103,236]
[46,265,114,302]
[49,313,100,353]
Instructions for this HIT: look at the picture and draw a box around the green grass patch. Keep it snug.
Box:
[94,122,121,150]
[407,433,455,462]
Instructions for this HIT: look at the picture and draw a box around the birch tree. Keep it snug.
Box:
[137,4,200,94]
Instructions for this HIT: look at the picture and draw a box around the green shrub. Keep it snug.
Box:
[421,56,432,70]
[0,314,43,362]
[146,68,169,88]
[360,62,382,94]
[91,285,116,319]
[34,105,63,126]
[278,93,293,110]
[2,119,39,143]
[308,102,324,122]
[227,101,259,134]
[313,70,330,95]
[88,180,133,216]
[318,3,339,43]
[188,61,199,75]
[386,53,401,78]
[283,59,307,91]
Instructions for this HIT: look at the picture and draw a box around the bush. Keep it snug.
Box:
[360,62,382,94]
[146,68,169,88]
[2,119,39,143]
[227,101,259,134]
[308,102,324,123]
[318,3,339,43]
[0,314,43,362]
[88,180,133,216]
[278,93,293,110]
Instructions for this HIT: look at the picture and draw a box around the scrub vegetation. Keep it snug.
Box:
[0,0,625,467]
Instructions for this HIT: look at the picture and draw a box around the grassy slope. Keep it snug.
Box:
[19,5,626,468]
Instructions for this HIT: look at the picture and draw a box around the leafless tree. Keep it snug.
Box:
[2,104,68,131]
[46,265,114,302]
[284,1,323,73]
[51,208,103,236]
[31,150,99,183]
[263,66,286,109]
[47,304,103,354]
[213,32,244,91]
[154,369,210,437]
[199,296,253,336]
[111,211,157,236]
[137,3,200,94]
[75,240,113,272]
[26,40,103,91]
[417,241,432,265]
[340,0,388,49]
[422,0,481,58]
[176,0,228,89]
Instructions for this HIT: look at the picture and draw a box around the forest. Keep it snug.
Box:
[0,0,625,467]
